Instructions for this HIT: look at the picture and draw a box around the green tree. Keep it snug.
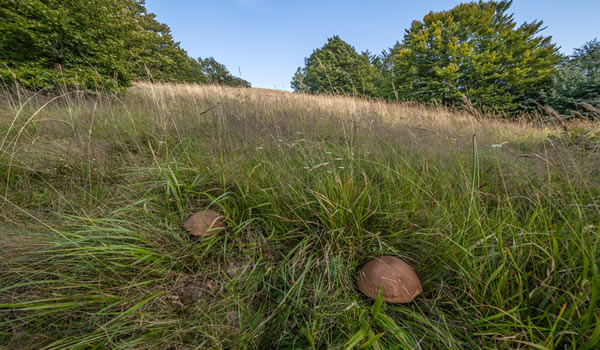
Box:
[198,57,251,87]
[372,42,402,100]
[542,39,600,115]
[389,0,561,112]
[0,0,137,90]
[125,1,206,84]
[0,0,248,91]
[291,36,380,97]
[291,67,308,93]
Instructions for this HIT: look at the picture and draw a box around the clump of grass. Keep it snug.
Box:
[0,82,599,349]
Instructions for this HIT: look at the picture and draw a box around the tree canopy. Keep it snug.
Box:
[389,0,561,112]
[199,57,251,88]
[288,0,600,116]
[291,1,567,114]
[291,36,380,97]
[1,0,135,90]
[0,0,249,91]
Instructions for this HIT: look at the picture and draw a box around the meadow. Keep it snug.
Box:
[0,82,599,349]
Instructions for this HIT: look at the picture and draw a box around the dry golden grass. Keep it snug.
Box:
[132,81,557,141]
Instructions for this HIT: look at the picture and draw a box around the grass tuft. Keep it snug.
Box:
[0,82,598,348]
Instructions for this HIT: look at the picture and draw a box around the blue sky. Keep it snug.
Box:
[144,0,600,90]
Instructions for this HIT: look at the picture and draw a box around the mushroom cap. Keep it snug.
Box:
[356,255,422,303]
[183,210,225,236]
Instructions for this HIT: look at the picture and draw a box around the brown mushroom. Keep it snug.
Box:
[183,210,225,236]
[356,255,422,303]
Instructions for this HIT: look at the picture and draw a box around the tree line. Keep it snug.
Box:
[2,0,597,116]
[292,1,599,116]
[0,0,250,91]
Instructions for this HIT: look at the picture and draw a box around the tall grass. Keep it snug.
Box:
[0,82,598,349]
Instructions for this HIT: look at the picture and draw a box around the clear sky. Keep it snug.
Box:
[144,0,600,90]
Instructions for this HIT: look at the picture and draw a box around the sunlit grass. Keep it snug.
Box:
[0,82,598,349]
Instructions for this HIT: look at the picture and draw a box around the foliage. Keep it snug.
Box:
[125,1,207,84]
[372,42,402,100]
[0,0,248,91]
[386,0,561,112]
[198,57,251,87]
[542,39,600,116]
[0,0,137,90]
[291,36,380,97]
[291,2,564,114]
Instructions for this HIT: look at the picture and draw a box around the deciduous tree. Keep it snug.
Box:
[291,36,379,97]
[0,0,137,90]
[198,57,250,87]
[389,0,561,112]
[0,0,248,91]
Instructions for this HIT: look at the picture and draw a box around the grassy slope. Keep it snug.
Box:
[0,82,599,349]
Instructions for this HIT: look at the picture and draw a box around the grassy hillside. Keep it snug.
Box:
[0,82,599,349]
